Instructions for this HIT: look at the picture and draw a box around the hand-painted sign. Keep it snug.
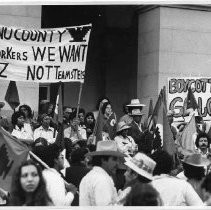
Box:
[0,24,92,83]
[168,77,211,120]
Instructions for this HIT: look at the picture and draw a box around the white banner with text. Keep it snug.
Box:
[0,24,92,83]
[168,77,211,120]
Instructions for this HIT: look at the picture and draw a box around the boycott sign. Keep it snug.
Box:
[168,77,211,120]
[0,24,92,83]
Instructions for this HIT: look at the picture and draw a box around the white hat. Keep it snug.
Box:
[127,99,146,107]
[182,153,210,167]
[116,121,131,133]
[129,108,144,116]
[124,152,156,180]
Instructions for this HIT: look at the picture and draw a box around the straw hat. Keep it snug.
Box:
[129,108,144,116]
[86,140,125,157]
[182,153,211,167]
[127,99,146,107]
[0,102,5,108]
[116,121,131,133]
[124,152,156,180]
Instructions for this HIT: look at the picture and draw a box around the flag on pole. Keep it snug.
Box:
[143,98,153,130]
[162,107,176,156]
[4,81,20,111]
[0,127,29,191]
[54,83,64,148]
[177,115,197,155]
[54,83,63,124]
[183,87,198,116]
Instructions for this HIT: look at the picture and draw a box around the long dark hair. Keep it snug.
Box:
[9,159,51,206]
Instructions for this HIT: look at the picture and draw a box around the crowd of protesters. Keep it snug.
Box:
[0,96,211,206]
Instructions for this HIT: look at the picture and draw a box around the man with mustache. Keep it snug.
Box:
[195,133,211,159]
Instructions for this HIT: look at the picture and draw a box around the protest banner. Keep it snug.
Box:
[168,77,211,121]
[0,24,92,83]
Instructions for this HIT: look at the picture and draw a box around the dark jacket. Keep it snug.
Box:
[65,164,90,206]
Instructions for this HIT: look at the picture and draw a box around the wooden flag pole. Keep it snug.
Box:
[76,81,83,119]
[75,81,84,140]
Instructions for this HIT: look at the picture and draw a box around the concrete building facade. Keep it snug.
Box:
[0,4,211,120]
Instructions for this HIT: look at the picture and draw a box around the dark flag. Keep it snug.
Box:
[4,81,20,111]
[0,127,29,191]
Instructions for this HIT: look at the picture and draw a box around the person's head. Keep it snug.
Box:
[182,162,205,181]
[72,140,87,151]
[10,159,50,205]
[150,150,173,175]
[11,111,25,128]
[47,103,54,115]
[32,137,48,148]
[182,153,209,181]
[96,96,110,110]
[85,112,95,125]
[87,140,125,175]
[195,132,210,151]
[78,108,85,123]
[63,106,73,122]
[124,152,156,184]
[124,182,162,206]
[19,104,33,119]
[130,109,144,124]
[116,121,130,138]
[70,147,89,165]
[91,155,119,175]
[33,143,64,171]
[40,114,51,129]
[101,102,112,117]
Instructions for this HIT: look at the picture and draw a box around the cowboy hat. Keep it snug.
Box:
[0,102,5,108]
[116,121,131,133]
[129,109,144,116]
[127,99,146,107]
[124,152,156,180]
[182,153,211,167]
[86,140,125,157]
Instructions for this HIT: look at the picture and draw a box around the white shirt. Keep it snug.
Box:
[64,126,87,143]
[42,168,74,206]
[114,135,137,155]
[11,125,33,140]
[151,174,203,206]
[33,126,56,144]
[79,166,118,206]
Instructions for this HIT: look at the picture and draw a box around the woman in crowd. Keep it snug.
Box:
[101,101,117,140]
[84,112,95,139]
[114,121,137,156]
[19,104,37,134]
[8,159,52,206]
[11,111,34,145]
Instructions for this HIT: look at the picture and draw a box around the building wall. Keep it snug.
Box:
[138,5,211,115]
[0,5,41,117]
[137,7,160,115]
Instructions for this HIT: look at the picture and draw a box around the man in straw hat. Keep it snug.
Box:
[127,108,145,151]
[79,140,125,206]
[123,152,156,185]
[114,121,137,156]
